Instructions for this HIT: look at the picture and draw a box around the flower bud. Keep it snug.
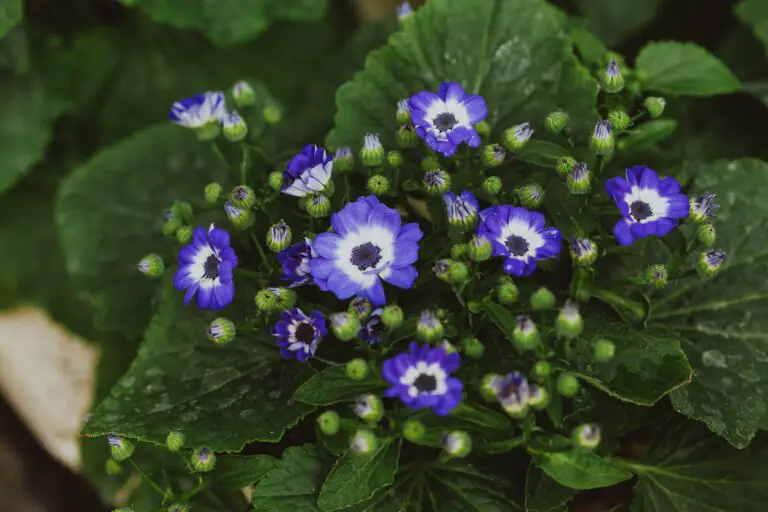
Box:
[493,372,530,417]
[482,175,503,195]
[403,418,426,443]
[423,169,451,195]
[207,317,236,345]
[557,374,580,398]
[462,336,485,359]
[593,339,615,362]
[398,124,418,148]
[165,431,185,452]
[175,225,192,244]
[387,150,403,168]
[482,144,506,167]
[480,373,499,401]
[439,339,458,354]
[255,287,296,313]
[105,459,122,475]
[474,120,490,137]
[646,264,669,289]
[448,260,470,284]
[468,234,493,262]
[334,147,354,172]
[644,96,666,118]
[443,190,479,229]
[204,182,222,204]
[601,59,624,93]
[268,171,284,191]
[137,254,164,278]
[516,183,545,209]
[360,133,384,167]
[442,430,472,458]
[306,193,332,218]
[513,315,540,350]
[450,243,468,259]
[689,192,719,223]
[590,120,614,155]
[266,220,292,253]
[697,249,728,278]
[330,312,361,342]
[162,209,181,236]
[527,385,550,410]
[222,111,248,142]
[532,361,551,381]
[108,435,134,461]
[381,305,404,328]
[574,423,601,449]
[352,394,384,423]
[497,280,520,305]
[503,122,534,151]
[224,201,255,230]
[697,223,716,247]
[545,110,570,134]
[317,411,341,435]
[567,162,591,195]
[397,1,414,22]
[570,238,598,267]
[232,80,255,108]
[396,99,411,124]
[263,105,281,125]
[350,429,378,454]
[421,156,440,172]
[434,259,452,283]
[195,121,220,141]
[367,175,390,196]
[417,309,444,342]
[608,110,630,131]
[531,287,556,311]
[230,185,256,209]
[556,300,583,339]
[191,446,216,472]
[556,156,577,178]
[348,297,372,320]
[346,358,369,380]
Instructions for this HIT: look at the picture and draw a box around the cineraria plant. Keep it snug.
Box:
[58,0,768,511]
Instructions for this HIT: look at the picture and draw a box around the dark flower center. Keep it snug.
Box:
[505,235,529,257]
[433,112,458,132]
[350,242,382,271]
[500,381,520,399]
[203,254,220,279]
[413,373,437,393]
[294,323,315,343]
[630,200,653,221]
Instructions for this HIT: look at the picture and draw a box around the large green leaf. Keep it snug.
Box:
[293,364,385,406]
[524,463,577,512]
[614,422,768,511]
[532,440,632,490]
[650,159,768,448]
[575,0,662,46]
[318,438,401,511]
[251,445,328,512]
[636,42,742,96]
[56,124,226,337]
[81,280,315,451]
[736,0,768,56]
[326,0,598,149]
[120,0,328,47]
[570,320,691,406]
[0,0,21,40]
[213,454,279,490]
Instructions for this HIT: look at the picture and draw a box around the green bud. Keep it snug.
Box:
[556,374,580,398]
[346,358,369,380]
[367,175,391,196]
[590,120,614,155]
[175,225,193,244]
[352,394,384,423]
[403,419,427,443]
[268,171,284,192]
[513,315,540,350]
[162,217,181,237]
[387,150,403,167]
[574,423,601,449]
[207,317,236,345]
[527,385,550,410]
[381,305,404,328]
[689,193,719,223]
[697,249,728,278]
[482,176,503,196]
[482,144,506,167]
[448,260,470,284]
[556,156,577,178]
[608,110,631,131]
[451,243,468,259]
[516,183,545,209]
[479,373,499,401]
[350,429,378,454]
[204,182,222,204]
[601,59,624,93]
[137,254,164,278]
[497,281,520,306]
[468,234,493,262]
[317,411,341,435]
[222,111,248,142]
[417,309,444,342]
[567,163,592,195]
[532,361,552,381]
[195,121,220,141]
[168,504,189,512]
[443,430,472,458]
[644,96,666,118]
[330,312,361,342]
[191,446,216,472]
[108,435,135,461]
[398,124,418,148]
[545,110,570,134]
[105,458,122,475]
[421,155,441,172]
[266,220,292,252]
[570,238,598,267]
[224,201,255,230]
[396,99,411,124]
[230,185,256,209]
[503,122,534,151]
[593,339,615,362]
[166,431,186,452]
[255,287,296,312]
[360,133,384,167]
[306,193,332,218]
[434,259,453,283]
[531,287,556,311]
[349,297,373,320]
[697,223,716,247]
[439,339,459,354]
[556,301,583,339]
[646,264,669,289]
[474,120,490,137]
[422,169,451,195]
[263,105,281,125]
[334,147,354,172]
[462,336,485,359]
[232,80,256,108]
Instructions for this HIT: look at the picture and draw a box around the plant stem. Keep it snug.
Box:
[129,459,170,501]
[592,287,647,323]
[239,143,251,184]
[250,232,272,272]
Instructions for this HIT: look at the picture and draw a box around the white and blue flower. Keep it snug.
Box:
[272,307,327,362]
[358,308,384,345]
[282,144,334,197]
[605,165,689,246]
[277,239,313,288]
[174,225,238,310]
[477,205,562,277]
[408,82,487,157]
[309,196,423,305]
[168,92,226,128]
[442,190,479,228]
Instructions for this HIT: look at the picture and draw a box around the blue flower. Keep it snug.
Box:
[272,307,327,362]
[491,372,530,416]
[174,225,238,310]
[282,144,334,197]
[309,196,423,305]
[277,239,313,288]
[605,165,689,246]
[442,190,479,228]
[358,308,384,345]
[382,342,463,415]
[408,82,487,157]
[169,92,225,128]
[397,1,413,20]
[477,205,562,277]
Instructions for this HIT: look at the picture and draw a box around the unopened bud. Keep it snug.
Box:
[531,287,556,311]
[360,133,384,167]
[381,305,404,328]
[207,317,236,345]
[545,111,570,134]
[191,446,216,472]
[204,182,222,204]
[346,359,369,380]
[137,254,164,278]
[556,374,580,398]
[330,312,361,342]
[593,339,615,362]
[442,430,472,458]
[367,175,390,196]
[317,411,341,435]
[166,431,186,452]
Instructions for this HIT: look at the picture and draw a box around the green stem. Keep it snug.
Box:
[129,459,170,501]
[592,287,647,323]
[239,144,251,184]
[235,268,267,279]
[250,232,272,272]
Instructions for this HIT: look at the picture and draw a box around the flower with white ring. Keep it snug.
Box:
[168,91,225,128]
[281,144,334,197]
[271,307,327,362]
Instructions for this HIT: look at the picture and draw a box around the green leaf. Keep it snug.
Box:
[0,0,21,40]
[532,438,632,490]
[318,438,401,511]
[252,445,328,511]
[428,463,524,511]
[518,140,571,168]
[650,159,768,448]
[120,0,328,46]
[213,455,279,490]
[293,364,385,406]
[81,280,315,451]
[524,462,577,512]
[57,124,225,337]
[569,25,608,67]
[615,422,768,512]
[636,42,742,96]
[575,0,662,46]
[326,0,598,149]
[481,300,519,346]
[736,0,768,56]
[570,320,691,406]
[619,119,678,154]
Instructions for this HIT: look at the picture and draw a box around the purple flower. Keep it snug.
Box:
[382,342,463,415]
[358,308,384,345]
[282,144,334,197]
[272,307,327,362]
[605,166,689,246]
[277,239,313,287]
[168,92,225,128]
[442,190,479,227]
[408,82,487,157]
